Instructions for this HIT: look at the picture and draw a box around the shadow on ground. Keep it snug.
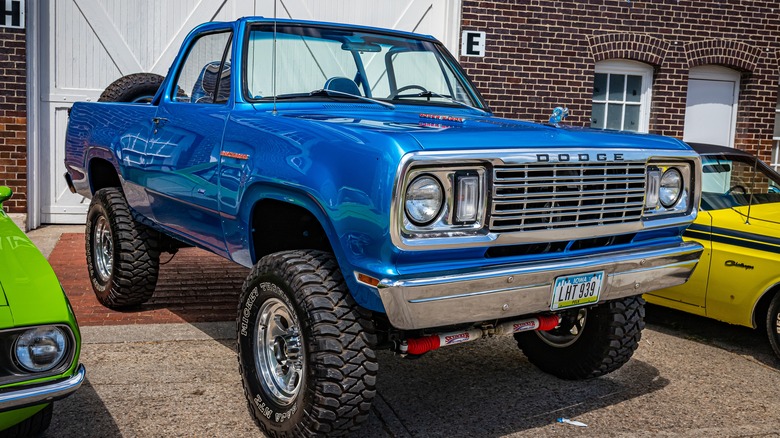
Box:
[645,303,780,369]
[47,379,121,437]
[50,233,248,326]
[369,337,668,437]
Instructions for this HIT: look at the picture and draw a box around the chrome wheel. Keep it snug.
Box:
[536,308,587,348]
[255,297,304,406]
[93,215,113,283]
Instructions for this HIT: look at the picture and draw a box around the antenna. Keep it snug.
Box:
[745,152,759,225]
[272,0,278,115]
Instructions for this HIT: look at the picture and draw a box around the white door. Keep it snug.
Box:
[36,0,254,225]
[683,66,740,148]
[34,0,460,226]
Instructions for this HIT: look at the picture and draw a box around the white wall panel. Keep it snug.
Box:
[99,0,201,71]
[35,0,461,224]
[255,0,461,55]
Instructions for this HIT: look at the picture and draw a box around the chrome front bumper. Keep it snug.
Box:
[0,365,86,412]
[377,241,703,330]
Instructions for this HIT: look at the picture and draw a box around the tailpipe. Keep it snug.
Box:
[400,314,561,356]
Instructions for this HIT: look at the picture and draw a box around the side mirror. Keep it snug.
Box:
[0,186,12,204]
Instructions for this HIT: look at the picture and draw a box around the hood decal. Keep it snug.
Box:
[419,113,464,123]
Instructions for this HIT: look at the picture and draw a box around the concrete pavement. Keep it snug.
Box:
[25,226,780,437]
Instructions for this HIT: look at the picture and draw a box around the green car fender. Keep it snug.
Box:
[0,186,83,431]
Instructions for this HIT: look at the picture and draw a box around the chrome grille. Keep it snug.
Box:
[491,162,646,232]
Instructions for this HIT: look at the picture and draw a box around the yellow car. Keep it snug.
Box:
[645,143,780,358]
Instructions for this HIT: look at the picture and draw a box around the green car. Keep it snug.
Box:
[0,187,85,436]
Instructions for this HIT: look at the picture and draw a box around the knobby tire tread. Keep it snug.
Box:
[237,250,377,437]
[86,188,159,308]
[516,296,645,380]
[98,73,164,103]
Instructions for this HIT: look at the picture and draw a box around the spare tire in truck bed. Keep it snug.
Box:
[98,73,164,103]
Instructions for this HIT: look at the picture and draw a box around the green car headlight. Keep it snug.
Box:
[15,326,68,372]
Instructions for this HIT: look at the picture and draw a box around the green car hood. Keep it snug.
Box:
[0,211,70,327]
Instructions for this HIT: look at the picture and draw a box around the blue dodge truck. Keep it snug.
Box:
[65,17,703,436]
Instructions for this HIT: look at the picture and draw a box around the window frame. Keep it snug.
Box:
[592,60,654,133]
[168,29,234,105]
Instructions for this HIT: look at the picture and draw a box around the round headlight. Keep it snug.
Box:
[659,168,683,208]
[405,175,443,225]
[15,326,68,372]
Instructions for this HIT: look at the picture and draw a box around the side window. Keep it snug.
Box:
[173,31,232,104]
[591,60,653,132]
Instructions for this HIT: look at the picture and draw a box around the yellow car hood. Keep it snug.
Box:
[709,203,780,237]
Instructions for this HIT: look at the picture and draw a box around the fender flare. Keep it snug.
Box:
[231,182,346,267]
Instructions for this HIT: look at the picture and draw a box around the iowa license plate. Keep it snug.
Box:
[550,271,604,310]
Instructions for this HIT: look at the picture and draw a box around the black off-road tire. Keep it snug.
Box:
[85,188,160,308]
[766,293,780,359]
[515,296,645,380]
[98,73,164,103]
[0,403,52,437]
[237,250,378,437]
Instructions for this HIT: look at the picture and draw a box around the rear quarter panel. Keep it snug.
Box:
[65,101,156,203]
[704,209,780,328]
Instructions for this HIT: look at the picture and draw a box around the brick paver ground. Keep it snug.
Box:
[49,233,249,326]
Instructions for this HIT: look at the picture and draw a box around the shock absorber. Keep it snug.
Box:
[400,314,561,356]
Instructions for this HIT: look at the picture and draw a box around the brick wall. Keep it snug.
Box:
[0,27,25,213]
[459,0,780,161]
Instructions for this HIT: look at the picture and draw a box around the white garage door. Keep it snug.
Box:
[32,0,461,226]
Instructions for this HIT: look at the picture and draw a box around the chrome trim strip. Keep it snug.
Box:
[377,241,703,329]
[408,282,549,303]
[0,364,85,412]
[391,149,702,251]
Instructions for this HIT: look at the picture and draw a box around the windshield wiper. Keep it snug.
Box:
[416,91,489,115]
[310,89,395,110]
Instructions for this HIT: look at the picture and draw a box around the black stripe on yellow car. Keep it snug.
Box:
[684,225,780,254]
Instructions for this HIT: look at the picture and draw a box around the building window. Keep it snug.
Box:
[773,100,780,172]
[592,60,653,133]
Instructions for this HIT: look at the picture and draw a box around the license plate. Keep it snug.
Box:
[550,271,604,310]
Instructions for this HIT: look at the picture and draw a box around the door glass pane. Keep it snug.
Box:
[774,110,780,138]
[174,32,232,103]
[608,75,625,101]
[624,105,640,131]
[625,75,642,102]
[591,103,605,128]
[593,74,607,101]
[606,103,623,130]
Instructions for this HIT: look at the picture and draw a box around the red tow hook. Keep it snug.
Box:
[401,314,562,356]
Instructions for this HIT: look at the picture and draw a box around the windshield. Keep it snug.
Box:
[700,154,780,210]
[244,24,483,109]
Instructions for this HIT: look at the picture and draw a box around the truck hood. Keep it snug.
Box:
[263,106,691,152]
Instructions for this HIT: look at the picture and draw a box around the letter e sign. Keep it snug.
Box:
[0,0,24,29]
[461,31,486,57]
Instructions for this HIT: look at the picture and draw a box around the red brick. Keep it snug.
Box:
[50,233,249,326]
